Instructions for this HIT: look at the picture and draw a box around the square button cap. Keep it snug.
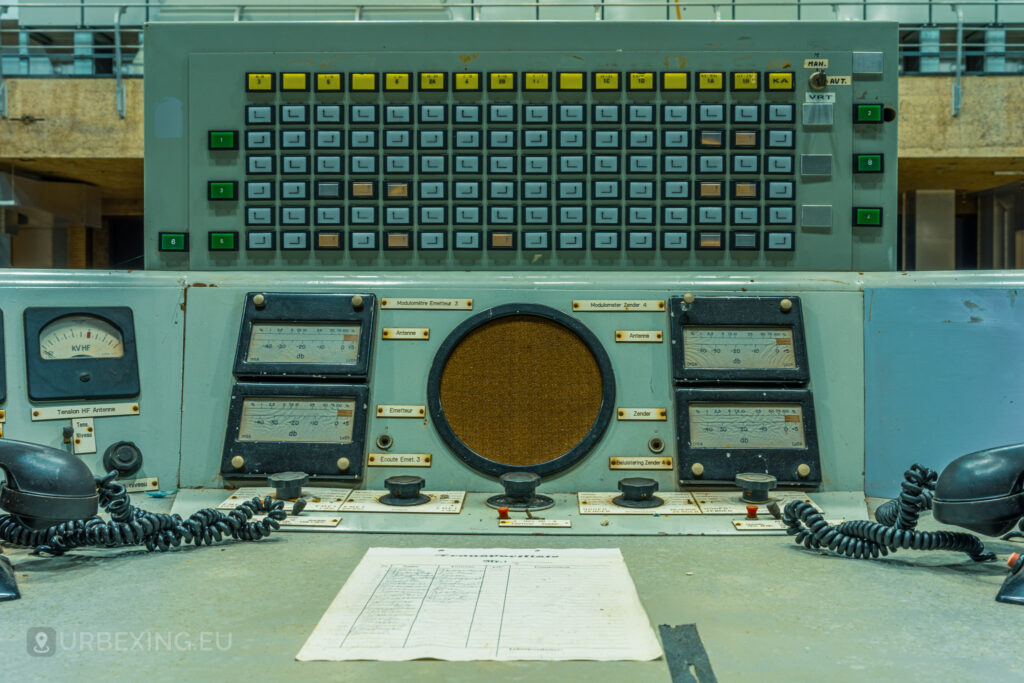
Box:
[350,73,377,91]
[246,73,273,91]
[855,207,882,226]
[662,72,689,91]
[208,232,237,251]
[208,181,236,200]
[455,73,480,91]
[316,73,342,91]
[159,232,188,252]
[559,72,584,91]
[489,73,515,91]
[767,72,794,91]
[209,131,236,150]
[856,103,883,123]
[281,73,308,91]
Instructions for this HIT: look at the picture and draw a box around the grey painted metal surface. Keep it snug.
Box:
[143,20,898,271]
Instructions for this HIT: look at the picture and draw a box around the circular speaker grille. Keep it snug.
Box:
[428,305,615,477]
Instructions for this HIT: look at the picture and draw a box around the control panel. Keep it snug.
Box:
[144,21,897,271]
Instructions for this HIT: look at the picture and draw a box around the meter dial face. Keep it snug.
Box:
[683,327,795,370]
[688,403,806,449]
[39,315,125,360]
[246,323,361,364]
[238,398,355,443]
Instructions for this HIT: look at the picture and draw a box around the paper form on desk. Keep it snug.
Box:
[296,547,663,661]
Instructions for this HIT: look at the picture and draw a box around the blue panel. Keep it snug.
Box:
[865,288,1024,497]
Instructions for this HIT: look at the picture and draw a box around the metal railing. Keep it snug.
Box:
[2,1,1024,118]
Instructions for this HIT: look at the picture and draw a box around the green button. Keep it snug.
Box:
[209,232,237,251]
[856,104,883,123]
[855,208,882,226]
[209,131,236,150]
[159,232,188,251]
[208,181,236,200]
[855,154,883,173]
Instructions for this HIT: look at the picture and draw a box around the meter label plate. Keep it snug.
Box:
[31,402,140,421]
[367,453,432,467]
[609,456,673,470]
[376,404,426,418]
[381,298,473,310]
[573,300,665,312]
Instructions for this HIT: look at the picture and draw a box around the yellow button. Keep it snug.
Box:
[593,72,619,90]
[281,72,307,91]
[455,72,480,91]
[662,72,688,91]
[420,72,446,90]
[767,72,794,91]
[385,73,410,91]
[351,73,377,91]
[489,72,515,90]
[247,73,274,91]
[559,72,584,91]
[524,72,550,90]
[316,73,342,91]
[629,72,655,91]
[733,72,759,90]
[698,72,724,90]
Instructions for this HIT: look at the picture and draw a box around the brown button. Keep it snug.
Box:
[387,182,409,198]
[699,182,722,199]
[700,130,723,147]
[698,232,722,249]
[491,232,514,249]
[734,131,758,147]
[387,232,410,249]
[317,232,341,249]
[351,182,375,198]
[734,182,758,198]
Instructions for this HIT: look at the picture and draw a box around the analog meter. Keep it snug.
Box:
[24,307,140,401]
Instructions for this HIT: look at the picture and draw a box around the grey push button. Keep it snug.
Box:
[662,231,689,249]
[733,105,759,123]
[351,105,378,124]
[488,104,515,123]
[246,182,272,200]
[558,231,585,250]
[560,156,585,174]
[317,156,342,174]
[350,231,378,250]
[801,154,833,177]
[662,105,688,123]
[455,131,480,149]
[385,207,411,225]
[663,130,689,149]
[524,206,550,224]
[663,155,689,174]
[281,181,307,200]
[351,156,377,173]
[246,207,272,225]
[490,156,515,174]
[280,206,307,225]
[663,207,689,225]
[523,231,550,250]
[594,105,620,123]
[628,231,655,250]
[385,105,410,124]
[767,155,793,174]
[594,207,620,225]
[523,182,548,200]
[802,103,834,126]
[768,181,794,200]
[316,130,342,149]
[733,207,759,225]
[489,181,515,199]
[559,130,585,148]
[350,206,377,224]
[593,181,619,199]
[593,231,620,250]
[455,156,480,173]
[419,130,446,148]
[455,182,480,199]
[455,206,480,224]
[629,130,655,149]
[732,155,759,174]
[248,156,274,174]
[853,51,884,75]
[523,130,550,148]
[699,155,724,174]
[316,207,341,225]
[420,105,447,123]
[630,156,655,173]
[350,130,377,148]
[628,207,654,225]
[247,231,274,250]
[593,156,619,174]
[386,156,410,173]
[420,156,446,174]
[767,130,794,149]
[454,105,480,123]
[558,182,583,200]
[420,206,446,224]
[663,181,689,199]
[454,231,480,250]
[767,231,794,250]
[523,157,549,174]
[280,105,308,124]
[768,206,795,225]
[385,130,411,148]
[315,105,342,124]
[524,105,550,123]
[246,105,273,124]
[490,206,515,224]
[593,131,620,148]
[732,232,759,250]
[698,206,724,224]
[698,104,724,123]
[767,104,794,123]
[801,204,833,228]
[281,231,308,250]
[420,231,447,250]
[628,105,654,123]
[281,156,308,174]
[559,105,585,123]
[629,181,654,200]
[281,130,308,148]
[246,131,273,149]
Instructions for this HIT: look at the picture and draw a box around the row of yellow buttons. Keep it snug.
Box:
[247,71,794,94]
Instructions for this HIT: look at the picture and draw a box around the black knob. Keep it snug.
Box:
[380,475,429,506]
[736,472,777,504]
[613,477,664,508]
[102,441,143,477]
[268,471,309,500]
[500,472,540,502]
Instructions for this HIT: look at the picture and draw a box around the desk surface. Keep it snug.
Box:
[2,497,1022,681]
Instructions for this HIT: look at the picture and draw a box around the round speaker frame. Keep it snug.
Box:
[427,303,616,478]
